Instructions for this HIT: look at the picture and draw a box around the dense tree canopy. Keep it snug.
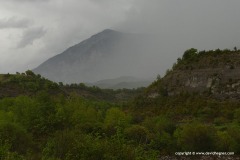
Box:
[0,49,240,159]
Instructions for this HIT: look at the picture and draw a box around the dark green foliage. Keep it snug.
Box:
[43,130,136,160]
[124,125,150,144]
[149,132,176,154]
[167,47,240,72]
[182,48,198,60]
[175,122,217,152]
[226,124,240,153]
[1,47,240,160]
[143,116,176,135]
[0,92,238,159]
[25,70,35,76]
[0,122,32,155]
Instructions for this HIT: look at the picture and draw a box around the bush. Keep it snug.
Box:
[43,130,135,160]
[143,116,176,135]
[182,48,198,61]
[149,132,176,154]
[124,125,150,144]
[216,131,233,152]
[234,108,240,123]
[104,108,131,134]
[227,124,240,154]
[174,122,216,151]
[0,122,32,155]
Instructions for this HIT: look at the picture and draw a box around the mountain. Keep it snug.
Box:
[33,29,121,83]
[88,76,152,89]
[33,29,158,86]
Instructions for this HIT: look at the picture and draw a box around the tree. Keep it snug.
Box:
[157,74,161,81]
[0,122,32,155]
[174,122,216,151]
[124,125,150,144]
[104,108,131,134]
[25,70,35,76]
[58,82,64,87]
[234,46,237,51]
[182,48,198,60]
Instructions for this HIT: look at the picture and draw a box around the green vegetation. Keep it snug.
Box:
[171,47,240,71]
[1,49,240,159]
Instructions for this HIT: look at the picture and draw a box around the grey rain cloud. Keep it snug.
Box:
[0,17,31,29]
[0,0,240,77]
[17,27,46,48]
[0,0,50,2]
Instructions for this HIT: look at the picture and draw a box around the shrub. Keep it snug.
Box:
[104,108,131,133]
[0,122,32,155]
[216,131,233,151]
[174,122,216,151]
[143,116,176,135]
[124,125,150,144]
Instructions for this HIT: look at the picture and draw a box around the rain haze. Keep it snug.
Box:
[1,0,240,82]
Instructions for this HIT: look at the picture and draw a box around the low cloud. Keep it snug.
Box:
[0,17,31,29]
[17,27,46,48]
[0,0,50,2]
[1,0,240,75]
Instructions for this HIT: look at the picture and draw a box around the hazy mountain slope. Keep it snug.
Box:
[33,29,122,83]
[33,29,159,85]
[88,76,152,89]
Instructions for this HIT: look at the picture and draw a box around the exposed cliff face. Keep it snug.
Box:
[163,67,240,99]
[147,49,240,100]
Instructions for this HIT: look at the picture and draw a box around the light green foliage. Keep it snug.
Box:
[104,107,131,129]
[143,116,175,134]
[215,125,240,153]
[1,51,240,160]
[0,110,13,123]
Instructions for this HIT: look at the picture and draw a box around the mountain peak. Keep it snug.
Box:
[33,29,148,84]
[91,29,119,38]
[101,29,117,33]
[87,29,120,42]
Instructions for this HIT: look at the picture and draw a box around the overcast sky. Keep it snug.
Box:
[1,0,240,74]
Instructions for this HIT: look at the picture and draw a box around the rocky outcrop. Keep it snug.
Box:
[146,50,240,100]
[161,66,240,99]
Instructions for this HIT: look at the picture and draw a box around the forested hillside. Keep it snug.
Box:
[1,49,240,159]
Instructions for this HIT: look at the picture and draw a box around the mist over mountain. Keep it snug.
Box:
[87,76,152,89]
[33,29,162,85]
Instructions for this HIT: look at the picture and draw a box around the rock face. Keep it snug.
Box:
[164,68,240,98]
[147,50,240,100]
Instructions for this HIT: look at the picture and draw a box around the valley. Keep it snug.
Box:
[0,48,240,159]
